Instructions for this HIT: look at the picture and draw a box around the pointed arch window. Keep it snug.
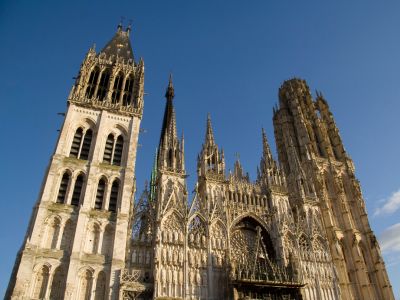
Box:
[32,265,50,299]
[86,68,100,98]
[113,136,124,166]
[71,174,84,206]
[70,128,93,160]
[79,270,93,300]
[95,179,106,210]
[50,267,67,300]
[103,134,114,164]
[94,271,106,300]
[111,72,124,104]
[57,172,70,204]
[122,75,134,106]
[108,180,119,212]
[102,134,124,166]
[97,69,111,101]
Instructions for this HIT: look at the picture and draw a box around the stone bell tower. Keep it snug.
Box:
[6,24,144,300]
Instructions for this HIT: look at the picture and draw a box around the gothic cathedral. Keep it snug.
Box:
[6,25,394,300]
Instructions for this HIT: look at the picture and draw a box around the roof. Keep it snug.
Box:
[100,25,134,63]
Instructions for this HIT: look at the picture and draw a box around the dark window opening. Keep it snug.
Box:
[97,70,110,101]
[111,73,124,104]
[71,174,84,206]
[85,68,99,98]
[95,179,106,210]
[79,129,92,160]
[57,173,70,204]
[113,136,124,166]
[70,128,83,158]
[108,180,119,212]
[103,134,114,163]
[122,76,134,106]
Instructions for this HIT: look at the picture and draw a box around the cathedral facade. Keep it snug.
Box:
[6,26,395,300]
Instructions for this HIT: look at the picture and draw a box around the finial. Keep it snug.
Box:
[117,18,123,32]
[165,74,175,100]
[127,19,133,36]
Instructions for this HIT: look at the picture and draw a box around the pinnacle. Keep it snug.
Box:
[205,113,215,145]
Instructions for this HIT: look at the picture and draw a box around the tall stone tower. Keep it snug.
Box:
[6,24,144,300]
[273,78,394,300]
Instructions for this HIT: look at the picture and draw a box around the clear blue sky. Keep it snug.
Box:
[1,0,399,297]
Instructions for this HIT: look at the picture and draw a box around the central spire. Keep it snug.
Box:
[157,75,184,174]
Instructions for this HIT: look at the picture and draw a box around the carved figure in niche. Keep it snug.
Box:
[202,252,207,265]
[173,268,177,283]
[195,234,200,246]
[189,233,194,243]
[202,235,206,247]
[211,238,216,248]
[179,232,184,242]
[168,268,172,283]
[174,231,178,242]
[162,248,166,263]
[222,239,226,248]
[196,271,201,285]
[188,253,192,266]
[178,251,183,263]
[169,231,173,243]
[156,230,161,242]
[168,248,172,262]
[179,270,183,284]
[161,268,166,283]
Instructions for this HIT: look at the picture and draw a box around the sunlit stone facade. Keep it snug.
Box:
[6,26,394,300]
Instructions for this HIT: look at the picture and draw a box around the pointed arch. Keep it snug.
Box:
[122,74,134,106]
[113,135,124,166]
[60,219,76,253]
[50,266,67,299]
[111,72,124,104]
[103,133,114,163]
[97,69,111,101]
[57,171,71,204]
[108,179,119,212]
[70,127,83,158]
[78,269,93,300]
[86,67,100,98]
[95,178,106,210]
[32,265,50,299]
[94,271,106,300]
[71,173,85,206]
[101,224,115,257]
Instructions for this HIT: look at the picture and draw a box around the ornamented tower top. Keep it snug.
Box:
[69,24,144,118]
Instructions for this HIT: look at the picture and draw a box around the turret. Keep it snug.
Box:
[197,114,225,179]
[257,128,285,187]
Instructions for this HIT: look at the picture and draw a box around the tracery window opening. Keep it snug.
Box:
[103,134,114,163]
[111,73,124,104]
[71,174,84,206]
[122,76,134,106]
[96,70,110,101]
[95,179,106,210]
[85,68,99,98]
[57,172,70,204]
[108,180,119,212]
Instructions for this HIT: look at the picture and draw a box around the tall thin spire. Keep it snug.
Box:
[205,113,215,145]
[159,75,177,148]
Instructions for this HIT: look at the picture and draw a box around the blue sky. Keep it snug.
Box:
[1,0,399,297]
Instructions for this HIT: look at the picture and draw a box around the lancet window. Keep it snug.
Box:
[95,178,106,210]
[50,267,67,299]
[108,179,119,212]
[32,265,50,299]
[71,173,84,206]
[96,69,111,101]
[111,72,124,104]
[78,270,93,300]
[122,75,134,106]
[86,67,100,98]
[102,134,124,166]
[57,172,70,204]
[69,128,93,160]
